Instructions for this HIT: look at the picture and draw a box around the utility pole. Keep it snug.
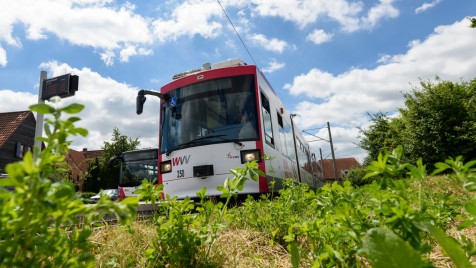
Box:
[34,71,47,151]
[327,122,338,180]
[290,114,301,183]
[319,148,325,179]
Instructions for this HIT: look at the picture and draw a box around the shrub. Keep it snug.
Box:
[344,166,371,186]
[0,99,137,267]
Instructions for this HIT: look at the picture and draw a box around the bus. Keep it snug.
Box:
[108,148,158,200]
[136,58,320,199]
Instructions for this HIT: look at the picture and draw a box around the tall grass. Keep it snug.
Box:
[89,162,475,267]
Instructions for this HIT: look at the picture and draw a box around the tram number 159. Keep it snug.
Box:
[177,169,184,178]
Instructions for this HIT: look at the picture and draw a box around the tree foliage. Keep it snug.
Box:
[359,78,476,167]
[400,79,476,164]
[83,127,140,192]
[359,112,404,165]
[469,17,476,28]
[102,127,141,163]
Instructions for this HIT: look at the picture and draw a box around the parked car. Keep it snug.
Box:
[90,189,119,203]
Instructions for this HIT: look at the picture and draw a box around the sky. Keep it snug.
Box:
[0,0,475,163]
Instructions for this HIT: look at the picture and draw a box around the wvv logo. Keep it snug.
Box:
[172,155,190,166]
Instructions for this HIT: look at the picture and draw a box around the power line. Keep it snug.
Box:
[303,126,328,131]
[216,0,257,67]
[302,130,329,142]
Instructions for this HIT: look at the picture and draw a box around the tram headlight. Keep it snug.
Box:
[160,160,172,174]
[240,149,262,164]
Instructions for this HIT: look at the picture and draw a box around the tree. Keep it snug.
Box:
[83,127,140,192]
[400,78,476,165]
[358,112,404,165]
[469,17,476,28]
[359,78,476,168]
[102,127,141,163]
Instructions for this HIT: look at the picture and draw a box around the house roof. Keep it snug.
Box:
[317,157,361,179]
[0,111,35,148]
[66,148,104,180]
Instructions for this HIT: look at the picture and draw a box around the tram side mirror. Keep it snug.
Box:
[137,94,146,115]
[107,156,123,170]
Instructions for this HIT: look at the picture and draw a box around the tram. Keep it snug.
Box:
[108,148,158,199]
[136,59,319,199]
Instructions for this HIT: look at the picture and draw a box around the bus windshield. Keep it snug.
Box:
[160,74,258,154]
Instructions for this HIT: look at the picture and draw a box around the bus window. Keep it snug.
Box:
[261,92,274,147]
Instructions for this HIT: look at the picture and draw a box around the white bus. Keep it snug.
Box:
[137,59,320,199]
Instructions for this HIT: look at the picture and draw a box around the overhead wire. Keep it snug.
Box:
[216,0,258,67]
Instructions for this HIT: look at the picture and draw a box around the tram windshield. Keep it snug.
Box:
[160,74,258,154]
[120,149,158,187]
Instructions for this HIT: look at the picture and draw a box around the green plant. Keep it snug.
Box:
[0,99,137,267]
[141,159,264,267]
[344,166,371,186]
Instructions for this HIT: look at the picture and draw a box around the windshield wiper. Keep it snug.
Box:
[190,135,243,147]
[165,135,242,157]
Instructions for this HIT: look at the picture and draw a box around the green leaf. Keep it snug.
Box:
[61,103,85,114]
[363,227,423,268]
[418,222,472,268]
[465,203,476,217]
[0,176,19,187]
[73,127,89,137]
[53,186,74,199]
[458,220,474,229]
[196,187,207,199]
[433,162,451,175]
[30,103,55,114]
[67,116,81,123]
[290,241,300,268]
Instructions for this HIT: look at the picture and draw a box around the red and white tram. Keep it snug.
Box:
[137,59,319,199]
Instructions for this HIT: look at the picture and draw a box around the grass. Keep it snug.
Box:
[88,175,475,267]
[90,223,291,267]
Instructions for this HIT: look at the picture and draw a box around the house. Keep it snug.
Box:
[0,111,102,189]
[0,111,36,173]
[315,157,361,182]
[66,148,103,190]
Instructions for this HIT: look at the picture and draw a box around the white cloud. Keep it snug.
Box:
[304,126,365,163]
[415,0,441,14]
[307,29,333,45]
[0,90,37,113]
[249,0,398,32]
[152,0,223,42]
[249,33,287,53]
[0,46,6,67]
[261,58,285,73]
[0,0,151,66]
[119,45,153,63]
[0,0,403,69]
[0,61,161,150]
[285,18,476,158]
[100,50,115,66]
[361,0,399,29]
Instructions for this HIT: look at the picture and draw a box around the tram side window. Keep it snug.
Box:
[277,112,286,155]
[297,139,309,171]
[261,92,274,146]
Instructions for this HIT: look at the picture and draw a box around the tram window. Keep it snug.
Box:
[277,112,283,128]
[261,92,274,146]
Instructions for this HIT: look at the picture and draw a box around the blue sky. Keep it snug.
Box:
[0,0,475,162]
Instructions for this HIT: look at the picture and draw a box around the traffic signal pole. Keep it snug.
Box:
[34,71,47,151]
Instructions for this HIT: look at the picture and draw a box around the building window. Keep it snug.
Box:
[15,142,31,158]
